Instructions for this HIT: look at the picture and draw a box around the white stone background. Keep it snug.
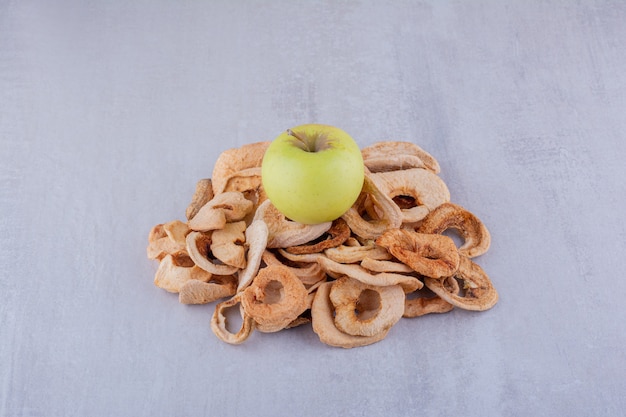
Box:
[2,1,625,416]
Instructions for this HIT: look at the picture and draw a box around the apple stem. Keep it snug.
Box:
[287,129,315,152]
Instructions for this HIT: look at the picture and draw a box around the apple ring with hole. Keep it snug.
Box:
[240,265,309,333]
[361,141,441,174]
[341,172,403,240]
[371,168,450,224]
[253,200,332,249]
[210,293,255,345]
[424,255,498,311]
[311,281,390,348]
[417,202,491,258]
[211,141,270,196]
[329,276,405,337]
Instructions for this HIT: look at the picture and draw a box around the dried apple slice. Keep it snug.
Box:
[361,141,440,173]
[329,277,404,337]
[240,265,309,333]
[424,256,498,311]
[417,202,491,258]
[253,200,332,248]
[371,168,450,223]
[376,229,460,279]
[212,141,270,195]
[311,282,390,348]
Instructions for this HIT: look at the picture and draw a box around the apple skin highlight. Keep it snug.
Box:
[261,124,365,225]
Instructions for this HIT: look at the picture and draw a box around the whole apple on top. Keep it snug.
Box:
[261,124,364,225]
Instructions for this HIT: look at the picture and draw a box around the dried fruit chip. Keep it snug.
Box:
[236,219,269,292]
[403,286,455,318]
[311,282,390,348]
[147,220,189,260]
[360,257,415,274]
[376,229,460,279]
[186,231,239,276]
[417,202,491,258]
[329,276,405,337]
[254,200,332,248]
[187,191,253,232]
[424,255,498,311]
[240,265,309,333]
[186,179,214,221]
[284,218,350,254]
[371,168,450,224]
[178,275,237,305]
[210,294,255,345]
[262,250,327,287]
[210,221,247,269]
[211,141,270,195]
[276,248,325,264]
[341,172,403,240]
[154,254,212,293]
[219,167,267,209]
[317,256,423,293]
[361,141,441,174]
[324,240,392,264]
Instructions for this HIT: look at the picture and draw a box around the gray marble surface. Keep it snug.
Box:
[2,1,625,416]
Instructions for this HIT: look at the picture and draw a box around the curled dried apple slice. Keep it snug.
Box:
[424,256,498,311]
[212,141,270,195]
[253,200,332,248]
[361,141,441,173]
[153,254,212,293]
[341,172,403,240]
[236,219,268,292]
[324,240,392,264]
[210,294,255,345]
[262,250,327,288]
[403,293,455,318]
[376,229,460,279]
[210,221,247,269]
[178,275,237,305]
[317,256,422,293]
[186,231,239,276]
[186,178,214,221]
[284,218,350,254]
[417,202,491,258]
[187,191,253,232]
[147,220,189,261]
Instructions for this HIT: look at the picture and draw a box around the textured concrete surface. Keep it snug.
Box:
[2,1,625,416]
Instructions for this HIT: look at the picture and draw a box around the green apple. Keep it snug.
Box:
[261,124,364,224]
